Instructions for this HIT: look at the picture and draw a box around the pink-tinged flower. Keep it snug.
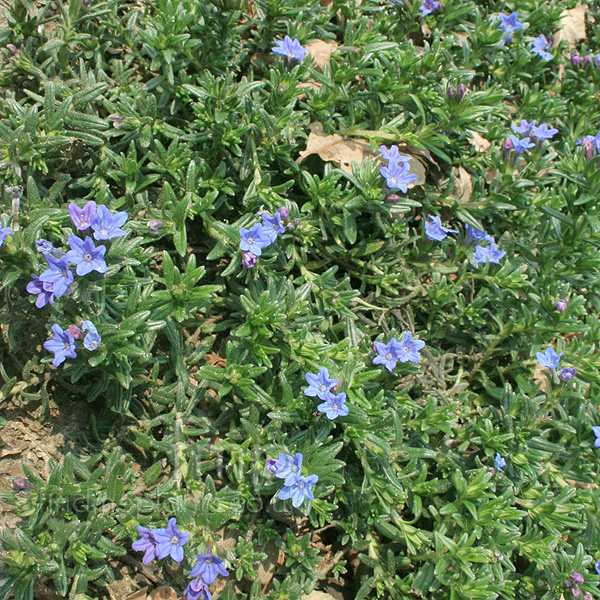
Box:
[69,201,97,230]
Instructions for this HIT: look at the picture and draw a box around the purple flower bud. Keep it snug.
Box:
[277,207,290,222]
[108,114,123,129]
[571,53,582,67]
[559,367,576,382]
[242,252,257,269]
[583,593,592,600]
[503,137,513,162]
[447,86,457,99]
[148,219,166,236]
[67,325,83,340]
[456,84,467,100]
[6,44,18,55]
[386,193,401,203]
[331,383,339,394]
[12,477,34,491]
[584,54,592,66]
[265,459,281,474]
[555,297,568,312]
[572,586,581,599]
[571,572,585,585]
[584,138,595,162]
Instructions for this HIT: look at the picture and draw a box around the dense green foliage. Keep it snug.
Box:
[1,0,600,599]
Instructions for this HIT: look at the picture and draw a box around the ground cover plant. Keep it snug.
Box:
[2,0,600,599]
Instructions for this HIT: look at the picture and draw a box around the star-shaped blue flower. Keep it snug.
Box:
[508,135,535,156]
[273,453,303,486]
[531,35,553,61]
[530,123,558,140]
[189,553,229,585]
[373,338,401,372]
[512,119,537,135]
[304,367,338,400]
[536,347,563,371]
[380,161,417,193]
[151,517,190,562]
[272,36,307,61]
[66,235,107,276]
[593,427,600,448]
[425,215,458,241]
[494,452,506,473]
[278,474,319,508]
[43,324,77,367]
[317,392,349,420]
[472,242,506,265]
[239,223,271,256]
[395,331,425,363]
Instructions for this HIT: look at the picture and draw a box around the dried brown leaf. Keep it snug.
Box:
[485,167,498,184]
[297,122,374,174]
[466,129,491,152]
[553,4,587,50]
[123,589,148,600]
[449,166,472,203]
[306,40,338,70]
[148,588,178,600]
[533,363,551,392]
[564,478,599,489]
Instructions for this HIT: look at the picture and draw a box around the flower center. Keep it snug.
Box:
[298,482,305,489]
[386,353,394,361]
[403,346,410,353]
[319,384,327,392]
[170,535,179,545]
[84,252,92,261]
[247,236,254,245]
[63,342,71,350]
[206,557,213,564]
[292,465,297,472]
[332,404,338,410]
[101,228,108,235]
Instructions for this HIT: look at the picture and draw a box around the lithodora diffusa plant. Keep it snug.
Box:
[3,0,600,599]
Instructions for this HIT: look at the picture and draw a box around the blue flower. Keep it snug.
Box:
[304,367,338,400]
[27,275,55,308]
[35,239,55,256]
[512,119,536,135]
[592,427,600,448]
[373,337,401,372]
[66,235,107,276]
[190,554,229,584]
[595,560,600,576]
[69,201,96,230]
[132,526,157,565]
[272,36,307,61]
[39,255,74,298]
[425,215,458,241]
[184,578,211,600]
[465,224,494,244]
[536,346,563,371]
[419,0,440,16]
[317,392,349,420]
[43,324,77,367]
[380,161,417,193]
[0,226,12,247]
[494,452,506,473]
[498,12,523,44]
[508,135,535,155]
[278,474,319,508]
[273,453,303,486]
[530,123,558,140]
[396,331,425,363]
[82,320,101,350]
[262,212,286,243]
[151,517,190,562]
[472,242,506,265]
[91,204,128,240]
[239,223,270,256]
[531,35,553,60]
[379,145,411,165]
[559,367,576,382]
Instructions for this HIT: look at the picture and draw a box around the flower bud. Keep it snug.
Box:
[148,219,166,236]
[571,572,584,585]
[6,44,18,55]
[67,325,83,339]
[242,252,257,269]
[559,367,576,382]
[584,54,592,66]
[11,477,34,491]
[572,586,581,599]
[277,206,290,222]
[108,114,123,129]
[555,297,568,312]
[456,83,467,100]
[503,137,513,162]
[265,459,281,474]
[447,85,457,99]
[386,193,401,203]
[571,53,582,67]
